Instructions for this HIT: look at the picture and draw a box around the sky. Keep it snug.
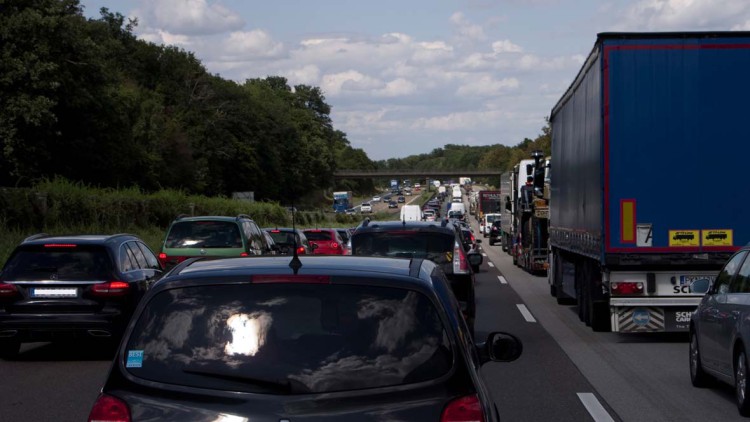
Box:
[78,0,750,161]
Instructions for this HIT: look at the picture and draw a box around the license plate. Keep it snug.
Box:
[31,288,78,298]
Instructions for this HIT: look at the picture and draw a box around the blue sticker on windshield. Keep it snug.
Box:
[126,350,144,368]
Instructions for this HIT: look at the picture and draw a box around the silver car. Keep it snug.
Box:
[690,248,750,416]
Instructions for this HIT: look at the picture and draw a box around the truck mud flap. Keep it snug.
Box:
[613,307,693,333]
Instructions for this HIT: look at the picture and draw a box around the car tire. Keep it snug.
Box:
[690,330,710,388]
[472,264,480,273]
[0,340,20,360]
[737,349,750,416]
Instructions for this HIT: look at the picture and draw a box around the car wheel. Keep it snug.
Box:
[0,340,20,360]
[690,330,710,388]
[472,264,479,273]
[738,349,750,416]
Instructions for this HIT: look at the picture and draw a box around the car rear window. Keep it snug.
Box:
[165,221,243,249]
[352,232,454,264]
[304,231,333,241]
[2,245,113,281]
[268,231,295,246]
[123,283,452,394]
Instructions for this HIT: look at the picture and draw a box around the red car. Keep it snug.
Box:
[303,229,346,255]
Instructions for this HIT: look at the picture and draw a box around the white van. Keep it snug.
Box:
[400,204,422,221]
[450,202,466,215]
[482,213,501,237]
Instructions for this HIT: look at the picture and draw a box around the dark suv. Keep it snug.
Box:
[350,219,482,333]
[0,234,162,358]
[88,256,521,421]
[159,215,272,269]
[489,220,503,246]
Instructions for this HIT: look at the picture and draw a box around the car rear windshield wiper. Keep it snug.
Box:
[182,367,305,394]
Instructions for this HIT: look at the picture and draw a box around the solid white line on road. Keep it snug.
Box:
[481,253,487,257]
[488,262,495,268]
[497,276,508,284]
[516,304,537,323]
[577,393,615,422]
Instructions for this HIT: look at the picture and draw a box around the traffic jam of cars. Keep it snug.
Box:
[0,184,525,422]
[4,176,750,420]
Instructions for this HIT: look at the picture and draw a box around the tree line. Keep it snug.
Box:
[1,0,550,204]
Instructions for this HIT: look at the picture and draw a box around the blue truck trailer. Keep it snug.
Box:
[332,191,352,213]
[548,32,750,332]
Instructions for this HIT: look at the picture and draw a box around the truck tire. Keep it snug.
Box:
[583,259,610,332]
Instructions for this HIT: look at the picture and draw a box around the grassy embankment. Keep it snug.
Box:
[0,179,364,264]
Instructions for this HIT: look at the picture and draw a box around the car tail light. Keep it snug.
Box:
[91,281,130,297]
[157,252,167,267]
[240,252,249,257]
[453,241,470,274]
[252,275,331,284]
[0,282,19,298]
[611,282,644,295]
[297,246,306,255]
[88,394,130,422]
[330,242,339,249]
[44,243,77,248]
[441,394,485,422]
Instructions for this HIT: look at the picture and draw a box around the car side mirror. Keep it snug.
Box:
[467,253,483,267]
[691,278,712,294]
[476,332,523,364]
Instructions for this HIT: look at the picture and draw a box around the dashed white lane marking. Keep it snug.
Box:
[577,393,615,422]
[497,276,508,284]
[516,304,537,323]
[481,253,487,257]
[488,262,495,268]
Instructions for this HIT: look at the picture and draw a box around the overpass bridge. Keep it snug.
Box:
[333,169,503,179]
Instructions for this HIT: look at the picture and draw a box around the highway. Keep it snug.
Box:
[0,197,746,421]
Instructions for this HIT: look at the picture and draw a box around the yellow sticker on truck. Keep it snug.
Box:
[669,230,699,247]
[702,230,733,246]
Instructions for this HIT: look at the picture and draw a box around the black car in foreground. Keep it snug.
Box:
[0,234,162,358]
[88,256,521,422]
[350,219,482,334]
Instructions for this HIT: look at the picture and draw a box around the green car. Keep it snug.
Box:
[158,215,272,269]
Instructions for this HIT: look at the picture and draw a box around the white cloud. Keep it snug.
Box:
[139,30,193,47]
[492,39,523,53]
[223,30,284,59]
[321,70,383,96]
[617,0,750,30]
[137,0,245,36]
[375,78,418,97]
[284,65,321,85]
[412,109,515,131]
[456,75,520,97]
[450,12,486,41]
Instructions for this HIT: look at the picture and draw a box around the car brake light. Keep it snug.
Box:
[44,244,77,248]
[157,252,167,266]
[240,252,249,257]
[252,275,331,284]
[330,242,339,249]
[297,246,306,255]
[0,282,19,298]
[453,241,470,274]
[611,282,644,295]
[271,230,281,233]
[441,394,485,422]
[88,394,130,422]
[91,281,130,297]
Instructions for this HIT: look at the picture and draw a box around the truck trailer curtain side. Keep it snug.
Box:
[548,32,750,333]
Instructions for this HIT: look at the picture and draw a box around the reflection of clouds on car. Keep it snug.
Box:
[359,293,419,353]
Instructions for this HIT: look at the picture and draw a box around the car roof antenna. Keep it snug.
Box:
[288,201,302,274]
